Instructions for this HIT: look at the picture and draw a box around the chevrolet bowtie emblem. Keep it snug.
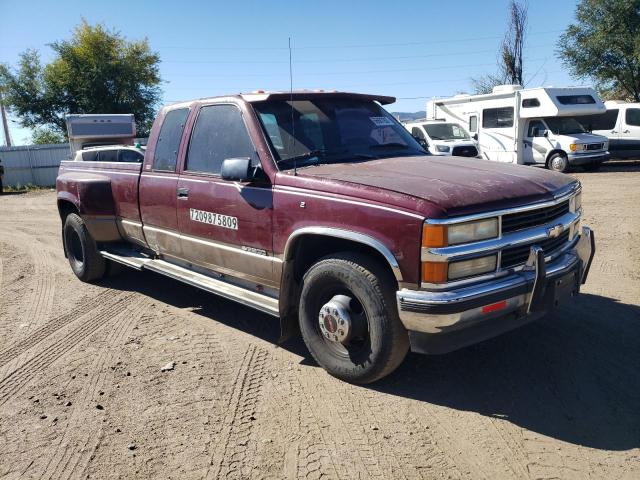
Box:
[547,224,564,238]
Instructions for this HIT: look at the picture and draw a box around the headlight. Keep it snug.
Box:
[423,218,499,248]
[570,191,582,212]
[447,218,498,245]
[569,143,577,152]
[421,218,500,284]
[448,255,497,280]
[436,145,450,153]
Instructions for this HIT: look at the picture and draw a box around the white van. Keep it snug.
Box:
[404,119,479,157]
[577,101,640,159]
[429,85,610,172]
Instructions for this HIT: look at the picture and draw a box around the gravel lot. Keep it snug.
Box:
[0,163,638,479]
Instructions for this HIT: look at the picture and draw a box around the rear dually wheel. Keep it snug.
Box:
[63,213,106,282]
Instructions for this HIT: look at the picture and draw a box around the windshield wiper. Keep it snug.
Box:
[276,149,326,166]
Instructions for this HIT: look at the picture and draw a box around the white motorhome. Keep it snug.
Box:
[429,85,610,172]
[403,119,480,157]
[576,101,640,159]
[65,114,137,157]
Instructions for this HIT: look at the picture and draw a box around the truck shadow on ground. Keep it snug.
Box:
[102,272,639,452]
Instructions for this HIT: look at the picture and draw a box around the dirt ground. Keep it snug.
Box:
[0,163,638,480]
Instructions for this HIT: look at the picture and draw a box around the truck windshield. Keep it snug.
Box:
[423,122,470,140]
[543,117,587,135]
[252,98,425,169]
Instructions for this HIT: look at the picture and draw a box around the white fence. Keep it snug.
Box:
[0,143,71,187]
[1,139,148,188]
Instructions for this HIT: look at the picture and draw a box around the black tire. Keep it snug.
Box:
[547,153,569,173]
[299,252,409,384]
[582,162,602,172]
[63,213,106,282]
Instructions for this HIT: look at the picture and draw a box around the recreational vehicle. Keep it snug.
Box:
[65,114,136,157]
[403,119,479,157]
[429,85,610,172]
[577,101,640,159]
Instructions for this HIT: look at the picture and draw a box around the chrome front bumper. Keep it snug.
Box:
[396,227,595,352]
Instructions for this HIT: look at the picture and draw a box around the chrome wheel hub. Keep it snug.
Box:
[552,156,567,171]
[318,295,352,343]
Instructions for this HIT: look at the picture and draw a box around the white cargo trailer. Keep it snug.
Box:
[428,85,610,172]
[65,114,136,157]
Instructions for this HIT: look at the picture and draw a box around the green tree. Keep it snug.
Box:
[31,127,65,145]
[558,0,640,101]
[0,20,162,137]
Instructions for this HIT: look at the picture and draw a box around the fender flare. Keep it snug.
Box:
[276,226,404,343]
[283,226,403,282]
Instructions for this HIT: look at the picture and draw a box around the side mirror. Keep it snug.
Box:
[542,129,549,137]
[413,136,429,149]
[472,133,478,141]
[221,158,253,182]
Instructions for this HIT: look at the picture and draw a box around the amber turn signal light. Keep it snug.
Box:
[421,261,448,283]
[422,224,447,248]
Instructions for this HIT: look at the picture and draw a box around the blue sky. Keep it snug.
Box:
[1,0,581,145]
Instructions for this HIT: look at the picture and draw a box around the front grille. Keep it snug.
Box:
[585,143,603,151]
[501,200,570,234]
[501,230,570,269]
[451,146,479,157]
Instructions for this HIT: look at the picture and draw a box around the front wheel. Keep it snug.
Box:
[547,153,569,173]
[298,253,409,384]
[63,213,106,282]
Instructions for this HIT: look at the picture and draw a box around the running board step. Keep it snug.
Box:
[100,249,279,317]
[100,249,151,270]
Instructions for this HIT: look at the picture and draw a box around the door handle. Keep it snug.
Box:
[177,187,189,198]
[623,130,630,133]
[611,130,618,133]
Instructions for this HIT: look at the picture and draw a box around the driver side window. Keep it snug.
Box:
[527,120,546,137]
[411,127,425,140]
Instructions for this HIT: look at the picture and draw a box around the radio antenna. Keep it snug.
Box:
[289,36,297,176]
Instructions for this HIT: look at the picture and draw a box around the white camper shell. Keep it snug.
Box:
[577,101,640,159]
[65,114,136,157]
[403,119,480,157]
[428,85,610,172]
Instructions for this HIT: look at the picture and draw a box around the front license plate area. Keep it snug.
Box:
[530,270,580,312]
[551,270,580,308]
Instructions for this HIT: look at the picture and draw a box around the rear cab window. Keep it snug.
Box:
[153,108,189,172]
[98,150,118,162]
[119,149,144,163]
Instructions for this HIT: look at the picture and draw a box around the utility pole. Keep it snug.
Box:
[0,91,12,147]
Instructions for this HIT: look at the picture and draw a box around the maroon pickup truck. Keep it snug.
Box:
[56,91,595,383]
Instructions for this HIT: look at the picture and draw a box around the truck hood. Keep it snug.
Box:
[300,155,576,216]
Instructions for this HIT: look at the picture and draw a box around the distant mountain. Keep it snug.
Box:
[390,111,426,122]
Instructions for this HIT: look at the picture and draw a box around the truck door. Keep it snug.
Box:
[176,103,276,289]
[522,120,548,165]
[139,107,190,259]
[618,106,640,158]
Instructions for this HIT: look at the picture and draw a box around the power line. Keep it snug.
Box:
[163,49,500,64]
[161,57,551,79]
[1,29,564,52]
